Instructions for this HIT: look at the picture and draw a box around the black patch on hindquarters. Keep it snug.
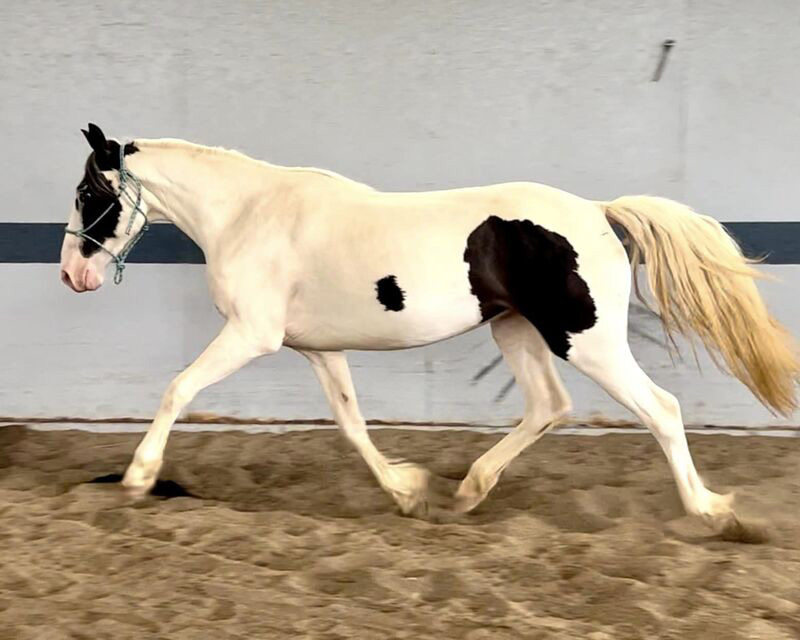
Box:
[463,215,597,359]
[375,275,406,312]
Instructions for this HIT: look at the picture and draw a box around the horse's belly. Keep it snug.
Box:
[283,289,484,351]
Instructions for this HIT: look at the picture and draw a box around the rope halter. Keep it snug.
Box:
[65,145,150,284]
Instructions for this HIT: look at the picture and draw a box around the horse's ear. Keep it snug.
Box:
[82,122,109,156]
[81,123,124,170]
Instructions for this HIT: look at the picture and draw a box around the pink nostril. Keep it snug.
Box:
[61,269,77,291]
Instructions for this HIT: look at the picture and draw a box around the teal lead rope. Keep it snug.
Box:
[65,145,150,284]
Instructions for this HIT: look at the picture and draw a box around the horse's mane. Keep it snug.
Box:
[135,138,373,190]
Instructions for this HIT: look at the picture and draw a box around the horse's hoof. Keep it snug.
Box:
[402,496,430,519]
[452,491,483,514]
[394,483,430,517]
[453,472,492,514]
[121,478,153,500]
[385,462,430,517]
[121,460,161,499]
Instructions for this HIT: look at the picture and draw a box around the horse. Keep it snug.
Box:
[60,123,799,528]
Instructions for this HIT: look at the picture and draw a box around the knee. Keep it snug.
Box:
[162,379,194,413]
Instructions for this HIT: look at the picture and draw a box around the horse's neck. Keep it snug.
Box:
[127,141,286,255]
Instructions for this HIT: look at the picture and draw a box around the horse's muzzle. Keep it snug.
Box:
[60,265,102,293]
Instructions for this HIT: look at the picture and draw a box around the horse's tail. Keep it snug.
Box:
[603,195,799,416]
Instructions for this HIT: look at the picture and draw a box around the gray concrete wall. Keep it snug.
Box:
[1,1,798,426]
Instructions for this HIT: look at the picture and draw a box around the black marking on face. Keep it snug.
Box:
[463,215,597,359]
[375,275,406,312]
[74,153,123,257]
[74,126,139,257]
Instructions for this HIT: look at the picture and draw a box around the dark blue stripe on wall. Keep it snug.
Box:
[1,223,205,264]
[1,221,799,264]
[724,222,800,265]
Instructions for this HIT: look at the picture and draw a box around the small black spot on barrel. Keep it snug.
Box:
[375,275,405,312]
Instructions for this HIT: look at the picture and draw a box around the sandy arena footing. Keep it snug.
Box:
[0,424,798,639]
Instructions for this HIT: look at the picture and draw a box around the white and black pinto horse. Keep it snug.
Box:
[61,124,798,529]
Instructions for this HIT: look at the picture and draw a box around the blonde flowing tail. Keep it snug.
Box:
[603,195,799,416]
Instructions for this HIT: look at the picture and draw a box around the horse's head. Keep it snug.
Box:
[60,123,150,292]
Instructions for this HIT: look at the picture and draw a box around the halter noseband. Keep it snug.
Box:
[65,145,150,284]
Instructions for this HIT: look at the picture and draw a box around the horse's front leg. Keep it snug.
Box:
[300,350,430,515]
[122,321,279,496]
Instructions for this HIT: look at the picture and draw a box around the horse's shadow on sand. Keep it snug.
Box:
[83,462,641,529]
[82,461,770,545]
[83,463,508,523]
[88,473,198,500]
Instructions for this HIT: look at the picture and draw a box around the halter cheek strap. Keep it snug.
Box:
[65,146,150,284]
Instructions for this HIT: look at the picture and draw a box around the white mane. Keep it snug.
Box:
[134,138,373,190]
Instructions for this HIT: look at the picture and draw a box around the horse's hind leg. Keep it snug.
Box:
[567,325,735,526]
[454,313,572,513]
[300,350,430,516]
